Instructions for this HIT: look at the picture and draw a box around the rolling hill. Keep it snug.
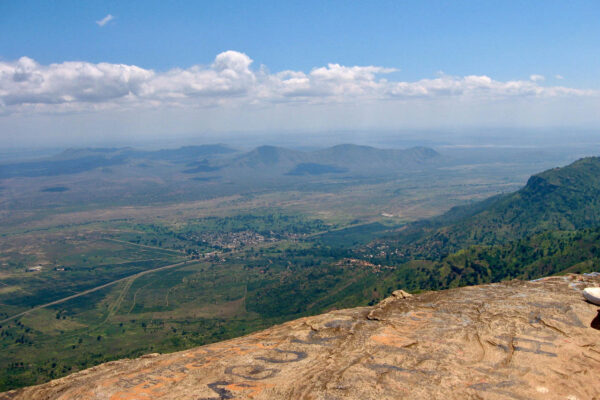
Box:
[215,144,441,178]
[0,143,440,180]
[0,145,236,179]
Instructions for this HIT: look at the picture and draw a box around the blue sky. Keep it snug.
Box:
[1,1,599,146]
[2,0,599,85]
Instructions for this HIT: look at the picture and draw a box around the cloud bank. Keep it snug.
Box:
[0,51,595,115]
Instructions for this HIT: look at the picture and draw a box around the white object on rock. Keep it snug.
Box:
[583,287,600,305]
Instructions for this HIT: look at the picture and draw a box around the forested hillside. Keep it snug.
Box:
[384,157,600,260]
[372,227,600,296]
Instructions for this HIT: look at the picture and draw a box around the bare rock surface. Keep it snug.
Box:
[2,274,600,400]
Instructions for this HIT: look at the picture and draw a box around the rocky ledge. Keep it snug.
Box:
[2,274,600,400]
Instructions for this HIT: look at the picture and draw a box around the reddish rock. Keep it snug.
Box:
[2,274,600,399]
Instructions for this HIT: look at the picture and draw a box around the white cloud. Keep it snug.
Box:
[555,74,564,80]
[96,14,115,27]
[265,64,395,101]
[0,51,596,115]
[144,51,255,101]
[530,74,545,82]
[0,56,152,108]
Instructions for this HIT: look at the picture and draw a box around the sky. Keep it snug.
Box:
[1,0,599,147]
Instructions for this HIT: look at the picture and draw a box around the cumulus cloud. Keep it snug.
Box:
[265,64,396,101]
[0,57,152,108]
[555,74,564,80]
[145,51,255,101]
[96,14,115,27]
[0,51,596,115]
[529,74,545,82]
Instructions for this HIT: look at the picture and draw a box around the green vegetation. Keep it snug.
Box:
[368,228,600,296]
[431,228,600,285]
[1,148,599,392]
[359,158,600,294]
[0,240,184,319]
[385,157,600,259]
[0,234,379,390]
[314,222,392,248]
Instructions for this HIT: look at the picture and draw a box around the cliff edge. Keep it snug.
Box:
[2,274,599,399]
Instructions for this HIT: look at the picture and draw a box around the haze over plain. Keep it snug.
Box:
[1,1,600,148]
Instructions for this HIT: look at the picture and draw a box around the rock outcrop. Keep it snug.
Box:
[2,274,600,399]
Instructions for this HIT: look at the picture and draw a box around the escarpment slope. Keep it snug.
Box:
[2,274,600,400]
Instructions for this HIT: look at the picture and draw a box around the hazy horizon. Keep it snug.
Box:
[2,1,600,149]
[2,127,600,153]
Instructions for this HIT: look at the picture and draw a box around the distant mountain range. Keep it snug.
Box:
[55,145,236,162]
[218,144,440,177]
[0,144,441,179]
[0,145,235,179]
